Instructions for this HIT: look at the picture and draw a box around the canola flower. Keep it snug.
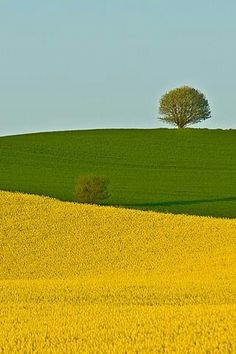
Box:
[0,191,235,353]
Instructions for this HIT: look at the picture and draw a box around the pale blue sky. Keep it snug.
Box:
[0,0,235,135]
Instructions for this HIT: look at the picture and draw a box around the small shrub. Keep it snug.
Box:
[75,175,110,204]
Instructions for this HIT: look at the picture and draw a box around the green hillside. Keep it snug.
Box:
[0,128,235,218]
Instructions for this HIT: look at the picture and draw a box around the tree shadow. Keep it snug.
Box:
[121,196,236,208]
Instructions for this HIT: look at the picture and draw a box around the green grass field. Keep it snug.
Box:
[0,128,235,218]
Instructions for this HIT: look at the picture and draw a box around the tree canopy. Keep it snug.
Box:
[159,86,211,128]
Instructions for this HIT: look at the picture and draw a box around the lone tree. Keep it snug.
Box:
[75,175,110,204]
[159,86,211,128]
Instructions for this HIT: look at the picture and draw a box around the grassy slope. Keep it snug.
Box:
[0,128,235,218]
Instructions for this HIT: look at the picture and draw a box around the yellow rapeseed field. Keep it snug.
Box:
[0,191,235,353]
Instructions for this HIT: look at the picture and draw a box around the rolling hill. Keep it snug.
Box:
[0,128,235,218]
